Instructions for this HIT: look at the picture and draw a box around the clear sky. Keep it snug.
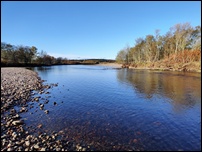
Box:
[1,1,201,59]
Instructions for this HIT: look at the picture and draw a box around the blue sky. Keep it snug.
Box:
[1,1,201,59]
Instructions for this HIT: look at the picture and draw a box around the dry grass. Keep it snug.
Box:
[129,50,201,72]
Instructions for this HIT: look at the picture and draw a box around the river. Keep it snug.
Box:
[22,65,201,151]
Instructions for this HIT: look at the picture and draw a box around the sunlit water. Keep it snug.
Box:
[21,65,201,151]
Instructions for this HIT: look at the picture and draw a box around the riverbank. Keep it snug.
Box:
[1,67,93,151]
[97,62,122,68]
[129,61,201,72]
[98,61,201,73]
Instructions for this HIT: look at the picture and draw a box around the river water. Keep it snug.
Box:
[23,65,201,151]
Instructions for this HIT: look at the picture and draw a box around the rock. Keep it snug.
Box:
[10,108,16,113]
[44,110,49,114]
[6,120,12,126]
[26,135,32,140]
[12,120,24,125]
[1,68,51,151]
[7,148,13,151]
[7,143,12,148]
[56,147,61,151]
[1,134,6,139]
[20,107,27,112]
[25,140,30,147]
[51,135,55,140]
[12,132,17,138]
[34,144,39,149]
[21,139,25,144]
[39,90,44,94]
[12,114,20,119]
[15,141,21,145]
[40,147,46,151]
[37,124,43,128]
[18,146,23,151]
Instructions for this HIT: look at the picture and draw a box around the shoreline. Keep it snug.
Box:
[129,65,201,73]
[97,62,122,68]
[1,62,200,73]
[97,62,201,73]
[129,66,201,72]
[1,67,93,151]
[1,60,200,73]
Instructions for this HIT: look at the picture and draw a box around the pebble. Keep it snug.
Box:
[44,110,49,114]
[40,147,46,151]
[7,148,13,151]
[12,114,20,119]
[37,124,43,128]
[25,148,29,151]
[34,144,39,149]
[25,140,30,147]
[12,120,24,125]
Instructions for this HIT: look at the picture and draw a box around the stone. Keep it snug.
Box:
[12,120,24,125]
[40,147,46,151]
[34,144,39,149]
[44,110,49,114]
[7,148,13,151]
[25,140,30,147]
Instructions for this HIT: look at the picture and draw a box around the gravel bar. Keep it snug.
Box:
[1,67,93,151]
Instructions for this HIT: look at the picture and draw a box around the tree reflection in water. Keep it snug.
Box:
[116,69,201,110]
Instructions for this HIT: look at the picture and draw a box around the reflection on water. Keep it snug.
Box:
[117,69,201,108]
[22,66,201,151]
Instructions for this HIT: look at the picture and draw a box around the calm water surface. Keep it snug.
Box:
[23,65,201,151]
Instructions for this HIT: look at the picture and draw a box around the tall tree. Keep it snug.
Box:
[116,49,128,64]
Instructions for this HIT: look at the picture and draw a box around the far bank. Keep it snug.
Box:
[96,61,200,73]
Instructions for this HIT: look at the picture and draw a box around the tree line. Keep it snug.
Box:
[116,23,201,68]
[1,43,70,66]
[1,43,114,66]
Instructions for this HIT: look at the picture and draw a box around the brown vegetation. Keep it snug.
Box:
[129,50,201,72]
[116,23,201,72]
